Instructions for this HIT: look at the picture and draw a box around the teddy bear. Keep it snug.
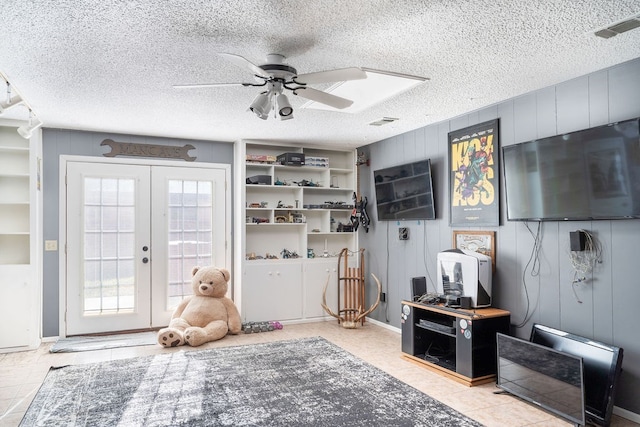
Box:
[157,265,242,347]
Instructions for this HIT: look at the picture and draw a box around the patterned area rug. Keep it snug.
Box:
[22,337,481,426]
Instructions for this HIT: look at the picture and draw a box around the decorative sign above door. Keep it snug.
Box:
[101,139,196,161]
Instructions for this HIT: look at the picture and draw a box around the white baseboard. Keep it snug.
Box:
[614,406,640,424]
[0,340,41,354]
[366,317,400,333]
[40,336,59,343]
[279,316,400,334]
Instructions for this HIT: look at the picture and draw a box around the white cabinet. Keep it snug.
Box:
[303,259,338,319]
[237,142,358,322]
[0,124,40,351]
[242,261,303,321]
[0,266,34,347]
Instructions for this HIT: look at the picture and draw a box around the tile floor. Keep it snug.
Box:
[0,321,637,427]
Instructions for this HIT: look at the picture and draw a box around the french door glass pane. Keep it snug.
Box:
[167,179,213,308]
[82,177,136,315]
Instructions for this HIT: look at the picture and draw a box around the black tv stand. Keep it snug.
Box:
[401,300,510,386]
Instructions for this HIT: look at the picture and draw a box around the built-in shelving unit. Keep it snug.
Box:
[244,143,357,260]
[0,124,41,351]
[237,141,356,322]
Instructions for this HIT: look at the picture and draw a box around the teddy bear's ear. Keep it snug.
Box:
[219,268,230,282]
[191,266,200,276]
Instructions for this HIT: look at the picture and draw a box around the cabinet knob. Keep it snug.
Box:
[142,246,149,251]
[142,257,149,264]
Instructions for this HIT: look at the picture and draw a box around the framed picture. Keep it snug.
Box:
[452,230,496,272]
[448,119,500,226]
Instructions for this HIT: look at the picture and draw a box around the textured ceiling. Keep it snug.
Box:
[1,1,640,148]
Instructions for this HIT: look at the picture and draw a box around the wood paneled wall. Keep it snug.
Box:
[361,58,640,415]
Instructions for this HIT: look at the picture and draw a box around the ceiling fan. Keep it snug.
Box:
[174,53,367,120]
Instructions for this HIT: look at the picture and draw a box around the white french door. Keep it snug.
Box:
[65,160,228,335]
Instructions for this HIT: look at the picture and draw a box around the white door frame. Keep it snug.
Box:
[58,155,231,338]
[66,162,153,335]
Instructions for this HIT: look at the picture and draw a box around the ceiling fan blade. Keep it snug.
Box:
[294,67,366,84]
[292,87,353,109]
[173,82,258,89]
[218,53,272,79]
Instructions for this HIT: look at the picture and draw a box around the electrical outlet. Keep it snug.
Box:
[45,240,58,251]
[398,227,409,240]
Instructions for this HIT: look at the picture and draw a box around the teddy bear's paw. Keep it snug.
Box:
[184,328,207,347]
[158,329,184,347]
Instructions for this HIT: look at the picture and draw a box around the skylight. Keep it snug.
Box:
[301,68,428,113]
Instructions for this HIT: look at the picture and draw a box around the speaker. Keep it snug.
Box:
[401,304,414,354]
[460,296,472,309]
[411,277,427,298]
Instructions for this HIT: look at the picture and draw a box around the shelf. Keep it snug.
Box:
[307,231,354,236]
[243,142,357,268]
[0,126,32,267]
[246,223,306,227]
[0,235,30,264]
[0,128,29,150]
[415,322,456,338]
[303,186,353,192]
[0,146,29,153]
[416,353,457,372]
[0,201,29,206]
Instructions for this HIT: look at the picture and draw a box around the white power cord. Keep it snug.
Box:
[569,230,602,303]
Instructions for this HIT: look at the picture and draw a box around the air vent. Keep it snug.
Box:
[595,15,640,38]
[369,117,399,126]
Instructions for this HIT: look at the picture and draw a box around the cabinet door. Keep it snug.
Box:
[242,262,303,322]
[0,266,33,348]
[303,260,338,319]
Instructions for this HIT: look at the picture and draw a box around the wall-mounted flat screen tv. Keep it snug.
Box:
[497,333,585,426]
[502,117,640,221]
[530,324,624,427]
[373,159,435,221]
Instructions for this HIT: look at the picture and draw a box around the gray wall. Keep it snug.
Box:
[361,57,640,415]
[41,129,233,337]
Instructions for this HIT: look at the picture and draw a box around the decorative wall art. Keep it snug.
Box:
[101,139,197,161]
[448,119,499,226]
[452,230,496,272]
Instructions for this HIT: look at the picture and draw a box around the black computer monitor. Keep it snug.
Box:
[497,333,585,426]
[530,324,624,427]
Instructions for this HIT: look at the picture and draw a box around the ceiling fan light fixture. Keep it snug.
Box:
[277,93,293,118]
[249,92,271,120]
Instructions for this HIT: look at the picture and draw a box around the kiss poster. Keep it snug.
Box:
[448,119,500,226]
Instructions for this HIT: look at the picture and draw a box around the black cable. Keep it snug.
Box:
[384,221,390,322]
[514,221,543,328]
[422,223,437,293]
